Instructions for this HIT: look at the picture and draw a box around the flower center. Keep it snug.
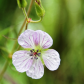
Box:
[34,52,37,55]
[30,49,41,59]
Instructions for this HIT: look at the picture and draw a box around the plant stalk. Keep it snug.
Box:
[0,59,9,81]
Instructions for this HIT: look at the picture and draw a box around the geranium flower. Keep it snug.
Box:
[12,29,60,79]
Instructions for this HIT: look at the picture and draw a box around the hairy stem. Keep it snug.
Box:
[25,0,35,29]
[0,59,9,81]
[22,8,28,20]
[18,0,35,35]
[11,40,17,53]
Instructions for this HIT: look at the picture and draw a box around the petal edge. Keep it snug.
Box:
[12,50,33,72]
[42,49,60,71]
[26,58,44,79]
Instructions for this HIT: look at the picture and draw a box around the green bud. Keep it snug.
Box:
[35,0,45,17]
[17,0,27,8]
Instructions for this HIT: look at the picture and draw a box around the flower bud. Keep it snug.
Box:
[35,0,45,17]
[17,0,27,8]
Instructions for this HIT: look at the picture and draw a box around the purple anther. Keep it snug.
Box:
[30,53,33,56]
[30,50,33,52]
[34,57,38,59]
[31,57,33,59]
[32,49,34,51]
[37,50,39,52]
[37,53,41,56]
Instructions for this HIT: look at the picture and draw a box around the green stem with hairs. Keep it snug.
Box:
[22,8,28,20]
[0,59,9,81]
[18,0,35,35]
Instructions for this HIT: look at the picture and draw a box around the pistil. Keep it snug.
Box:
[30,49,41,59]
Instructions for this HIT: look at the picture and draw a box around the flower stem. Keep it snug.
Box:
[25,22,28,30]
[11,40,17,53]
[18,0,34,36]
[22,8,28,20]
[12,0,35,53]
[17,45,21,51]
[30,17,42,23]
[27,0,35,17]
[0,59,9,81]
[26,0,35,29]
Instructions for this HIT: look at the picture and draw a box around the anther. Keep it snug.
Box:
[32,49,35,51]
[32,49,34,51]
[34,57,38,59]
[31,57,33,59]
[37,53,41,56]
[30,53,33,56]
[30,50,33,52]
[37,50,39,52]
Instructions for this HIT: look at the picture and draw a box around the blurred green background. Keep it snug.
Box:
[0,0,84,84]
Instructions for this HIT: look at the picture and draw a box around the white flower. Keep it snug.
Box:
[12,29,60,79]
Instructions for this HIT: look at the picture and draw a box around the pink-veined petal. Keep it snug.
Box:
[42,49,60,71]
[12,50,33,72]
[18,29,35,48]
[18,29,53,49]
[26,58,44,79]
[33,30,53,49]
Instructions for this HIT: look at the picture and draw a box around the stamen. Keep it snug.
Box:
[37,50,39,52]
[32,49,34,51]
[34,57,38,59]
[30,49,41,59]
[30,50,33,52]
[31,57,33,59]
[37,53,41,56]
[30,53,33,56]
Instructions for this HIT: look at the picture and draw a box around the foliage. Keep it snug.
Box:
[0,0,84,84]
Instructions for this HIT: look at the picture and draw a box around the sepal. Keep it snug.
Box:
[17,0,27,8]
[35,0,45,17]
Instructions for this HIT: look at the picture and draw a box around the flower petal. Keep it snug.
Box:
[18,29,35,48]
[12,50,33,72]
[42,49,60,71]
[33,30,53,49]
[18,29,53,49]
[26,58,44,79]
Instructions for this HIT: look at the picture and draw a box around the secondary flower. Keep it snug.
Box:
[12,29,60,79]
